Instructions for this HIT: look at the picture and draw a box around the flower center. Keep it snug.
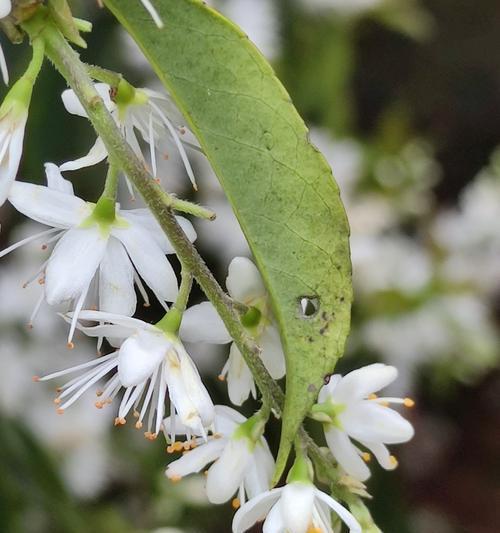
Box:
[310,400,346,428]
[241,306,261,328]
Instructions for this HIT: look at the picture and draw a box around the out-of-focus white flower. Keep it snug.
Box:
[351,234,432,295]
[36,310,215,440]
[216,0,280,60]
[362,295,499,392]
[233,454,361,533]
[180,257,286,405]
[432,161,500,292]
[2,164,195,342]
[312,363,414,481]
[61,81,199,190]
[0,331,114,498]
[164,405,274,506]
[299,0,381,17]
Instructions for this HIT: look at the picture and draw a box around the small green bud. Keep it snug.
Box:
[241,306,262,328]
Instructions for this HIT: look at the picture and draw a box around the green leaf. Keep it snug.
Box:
[104,0,352,480]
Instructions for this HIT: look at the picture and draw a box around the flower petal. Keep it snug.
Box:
[213,404,247,436]
[9,181,89,228]
[317,374,342,404]
[0,115,25,205]
[70,310,149,331]
[176,342,215,428]
[180,302,232,344]
[314,490,362,533]
[259,324,286,379]
[232,488,282,533]
[61,84,114,118]
[324,426,370,481]
[118,329,168,387]
[58,312,139,340]
[226,343,255,406]
[332,364,398,403]
[280,482,315,533]
[59,137,108,172]
[123,209,196,253]
[358,441,396,471]
[244,443,274,499]
[44,163,74,194]
[262,502,285,533]
[226,257,266,303]
[165,345,214,433]
[206,439,252,504]
[166,438,226,479]
[341,402,415,444]
[99,238,136,316]
[45,227,107,304]
[112,220,178,302]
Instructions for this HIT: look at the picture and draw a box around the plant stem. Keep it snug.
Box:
[101,162,119,200]
[174,270,192,314]
[160,191,216,221]
[87,64,122,87]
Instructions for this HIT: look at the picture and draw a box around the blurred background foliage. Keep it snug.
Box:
[0,0,499,532]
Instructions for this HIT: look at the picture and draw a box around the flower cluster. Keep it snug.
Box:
[0,9,416,533]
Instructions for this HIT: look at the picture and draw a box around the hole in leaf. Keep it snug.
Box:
[299,296,319,318]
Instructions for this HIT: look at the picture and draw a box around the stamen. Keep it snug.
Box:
[0,227,60,259]
[23,259,49,288]
[38,352,117,382]
[361,452,371,462]
[148,111,158,178]
[133,271,151,307]
[27,292,45,329]
[58,360,118,410]
[137,367,159,428]
[169,474,182,483]
[149,101,198,190]
[404,397,415,408]
[231,498,241,510]
[390,455,399,467]
[67,282,92,345]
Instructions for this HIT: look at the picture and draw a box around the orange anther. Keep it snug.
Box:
[231,498,241,510]
[404,398,415,408]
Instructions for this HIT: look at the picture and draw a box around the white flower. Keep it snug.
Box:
[0,35,44,201]
[139,0,163,28]
[0,95,27,203]
[180,257,286,405]
[36,310,214,439]
[232,481,361,533]
[1,163,196,342]
[164,405,274,506]
[61,82,198,190]
[0,0,11,84]
[313,363,415,481]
